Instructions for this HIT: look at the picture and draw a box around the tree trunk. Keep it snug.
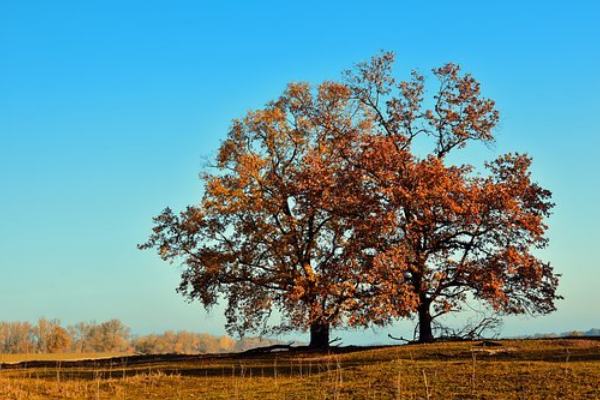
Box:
[417,298,434,343]
[309,322,330,349]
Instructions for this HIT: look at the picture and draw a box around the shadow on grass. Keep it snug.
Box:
[3,337,600,382]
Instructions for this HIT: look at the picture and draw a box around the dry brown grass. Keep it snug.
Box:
[1,339,599,398]
[0,352,129,364]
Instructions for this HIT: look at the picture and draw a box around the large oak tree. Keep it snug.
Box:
[141,52,560,346]
[140,80,396,348]
[335,53,561,342]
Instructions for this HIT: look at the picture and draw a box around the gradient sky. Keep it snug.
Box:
[1,1,598,344]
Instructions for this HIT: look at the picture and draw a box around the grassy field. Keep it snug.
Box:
[1,338,599,399]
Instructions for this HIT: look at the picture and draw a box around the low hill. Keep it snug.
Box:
[2,338,599,398]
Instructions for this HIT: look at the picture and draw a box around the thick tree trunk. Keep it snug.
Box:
[417,298,434,343]
[309,322,330,349]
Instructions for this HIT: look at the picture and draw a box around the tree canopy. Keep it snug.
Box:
[141,52,560,346]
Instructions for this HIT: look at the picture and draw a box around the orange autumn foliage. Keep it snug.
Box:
[141,52,560,345]
[332,53,559,342]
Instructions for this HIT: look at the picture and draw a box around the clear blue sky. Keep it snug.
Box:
[1,1,598,343]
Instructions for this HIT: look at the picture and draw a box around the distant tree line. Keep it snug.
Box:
[524,328,600,339]
[0,319,278,354]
